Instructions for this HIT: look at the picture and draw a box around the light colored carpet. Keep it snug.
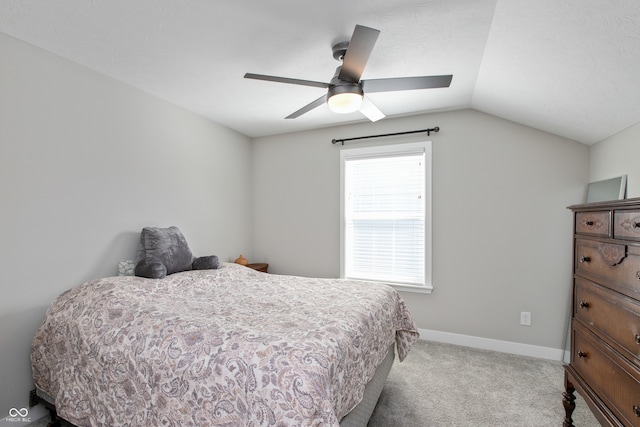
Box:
[368,340,600,427]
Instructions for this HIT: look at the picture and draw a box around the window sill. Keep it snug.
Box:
[342,277,433,294]
[389,283,433,294]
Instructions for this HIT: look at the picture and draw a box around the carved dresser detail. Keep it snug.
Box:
[564,197,640,427]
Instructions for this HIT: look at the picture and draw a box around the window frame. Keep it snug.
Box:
[339,141,433,294]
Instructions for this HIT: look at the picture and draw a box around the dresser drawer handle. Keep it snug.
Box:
[634,405,640,417]
[577,351,587,358]
[636,335,640,345]
[578,301,590,309]
[579,256,591,263]
[585,220,594,226]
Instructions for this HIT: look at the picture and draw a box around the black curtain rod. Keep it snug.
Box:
[331,127,439,146]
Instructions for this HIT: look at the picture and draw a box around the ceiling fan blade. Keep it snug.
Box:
[362,75,453,93]
[244,73,329,89]
[285,94,327,119]
[359,96,385,122]
[338,25,380,83]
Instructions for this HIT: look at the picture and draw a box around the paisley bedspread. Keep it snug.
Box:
[31,262,419,426]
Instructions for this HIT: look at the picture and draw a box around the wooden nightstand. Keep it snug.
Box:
[246,263,268,273]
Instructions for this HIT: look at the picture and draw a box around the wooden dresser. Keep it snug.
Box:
[564,198,640,426]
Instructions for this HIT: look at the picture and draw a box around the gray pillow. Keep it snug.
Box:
[134,260,167,279]
[192,255,220,270]
[135,226,194,279]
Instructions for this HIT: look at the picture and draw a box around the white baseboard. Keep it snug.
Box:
[418,328,565,361]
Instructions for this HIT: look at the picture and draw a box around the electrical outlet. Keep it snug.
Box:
[520,311,532,326]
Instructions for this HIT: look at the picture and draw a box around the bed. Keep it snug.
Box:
[31,262,419,426]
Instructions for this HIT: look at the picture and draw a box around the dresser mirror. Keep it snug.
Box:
[586,175,627,203]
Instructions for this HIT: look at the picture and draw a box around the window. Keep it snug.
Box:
[340,141,432,293]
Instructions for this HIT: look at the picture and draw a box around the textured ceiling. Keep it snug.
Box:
[1,0,639,144]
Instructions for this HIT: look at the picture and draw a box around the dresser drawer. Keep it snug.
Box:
[572,323,640,426]
[576,238,640,299]
[575,277,640,364]
[576,211,611,237]
[615,210,640,242]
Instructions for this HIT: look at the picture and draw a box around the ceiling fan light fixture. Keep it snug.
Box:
[327,85,363,114]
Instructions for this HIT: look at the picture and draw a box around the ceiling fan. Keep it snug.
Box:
[244,24,453,122]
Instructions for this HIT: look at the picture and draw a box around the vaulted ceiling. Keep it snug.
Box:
[1,0,639,144]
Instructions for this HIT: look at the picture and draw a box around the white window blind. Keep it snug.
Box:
[340,142,430,289]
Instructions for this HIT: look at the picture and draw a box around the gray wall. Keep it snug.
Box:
[589,121,640,197]
[252,110,590,352]
[0,32,253,418]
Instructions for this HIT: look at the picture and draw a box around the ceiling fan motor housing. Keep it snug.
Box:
[327,82,363,98]
[332,41,349,61]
